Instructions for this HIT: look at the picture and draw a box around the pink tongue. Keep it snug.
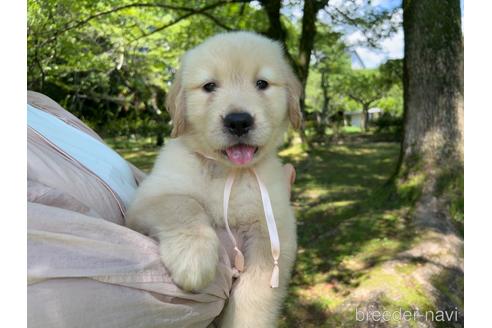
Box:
[225,144,256,165]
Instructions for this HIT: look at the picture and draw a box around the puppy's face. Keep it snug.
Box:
[166,32,301,167]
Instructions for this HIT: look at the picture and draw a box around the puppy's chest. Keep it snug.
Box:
[203,173,276,227]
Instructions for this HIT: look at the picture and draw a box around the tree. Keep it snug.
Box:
[399,0,464,176]
[376,59,403,117]
[259,0,400,144]
[27,0,258,140]
[259,0,327,143]
[307,25,350,140]
[335,69,390,132]
[379,59,403,88]
[28,0,401,145]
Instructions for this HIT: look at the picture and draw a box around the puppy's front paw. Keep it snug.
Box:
[158,227,219,292]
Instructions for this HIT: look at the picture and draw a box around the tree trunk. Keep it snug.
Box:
[260,0,327,148]
[298,0,317,101]
[399,0,464,175]
[150,88,167,147]
[361,105,369,132]
[260,0,298,75]
[394,2,464,313]
[260,0,286,43]
[296,0,328,146]
[315,70,330,139]
[156,131,164,147]
[321,70,330,120]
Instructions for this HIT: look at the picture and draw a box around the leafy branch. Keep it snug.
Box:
[323,4,401,49]
[36,1,247,45]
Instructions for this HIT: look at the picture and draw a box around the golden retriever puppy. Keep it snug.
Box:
[127,31,301,327]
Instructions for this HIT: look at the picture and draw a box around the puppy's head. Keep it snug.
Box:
[166,31,301,167]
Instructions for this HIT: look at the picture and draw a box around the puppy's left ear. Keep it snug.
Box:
[286,68,303,129]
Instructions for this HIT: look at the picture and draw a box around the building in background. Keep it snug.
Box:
[344,108,382,128]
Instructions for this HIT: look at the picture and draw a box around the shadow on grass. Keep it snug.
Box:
[431,269,464,328]
[278,141,429,327]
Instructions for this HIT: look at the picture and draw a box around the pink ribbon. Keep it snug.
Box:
[223,169,280,288]
[198,152,281,288]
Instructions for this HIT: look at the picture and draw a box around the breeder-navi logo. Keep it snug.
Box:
[355,307,461,323]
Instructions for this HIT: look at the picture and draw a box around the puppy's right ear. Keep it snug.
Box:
[286,67,303,130]
[166,70,186,138]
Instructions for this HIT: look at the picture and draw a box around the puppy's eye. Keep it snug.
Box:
[202,82,217,93]
[256,80,269,90]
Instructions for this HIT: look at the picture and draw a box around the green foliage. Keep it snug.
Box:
[27,0,265,137]
[28,0,403,142]
[304,24,355,138]
[373,111,403,140]
[376,85,403,115]
[379,59,403,88]
[335,68,389,108]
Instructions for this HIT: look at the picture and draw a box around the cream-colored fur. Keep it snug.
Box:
[127,31,301,328]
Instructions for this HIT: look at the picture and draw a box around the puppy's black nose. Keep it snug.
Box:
[223,112,254,137]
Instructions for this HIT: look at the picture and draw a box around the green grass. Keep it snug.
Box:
[435,166,464,236]
[106,135,435,326]
[323,126,362,135]
[106,136,160,172]
[340,126,363,134]
[276,141,431,327]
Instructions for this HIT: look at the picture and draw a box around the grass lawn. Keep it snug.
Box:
[277,141,425,327]
[330,125,363,134]
[107,136,430,326]
[106,136,160,172]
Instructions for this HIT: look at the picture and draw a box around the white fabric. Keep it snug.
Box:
[28,202,231,328]
[27,104,137,208]
[27,92,238,328]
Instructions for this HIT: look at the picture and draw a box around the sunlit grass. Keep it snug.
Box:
[276,141,430,327]
[105,136,160,172]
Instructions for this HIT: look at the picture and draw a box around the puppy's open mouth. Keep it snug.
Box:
[221,144,259,165]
